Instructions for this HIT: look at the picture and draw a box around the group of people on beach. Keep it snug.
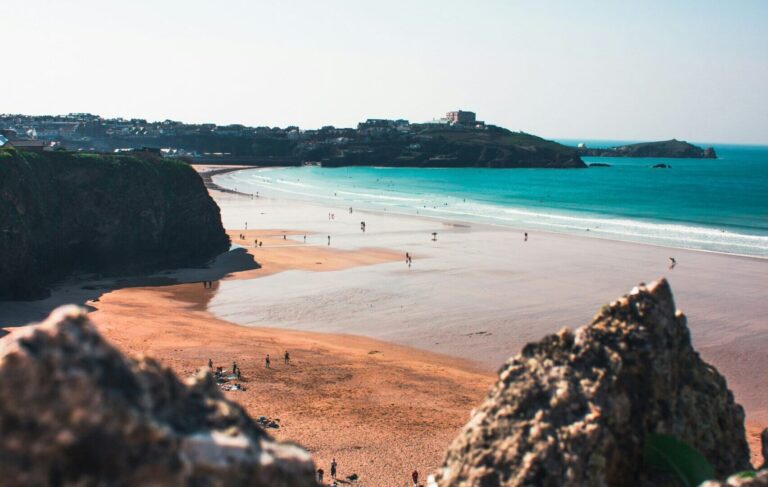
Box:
[208,359,242,381]
[316,459,423,486]
[202,280,214,289]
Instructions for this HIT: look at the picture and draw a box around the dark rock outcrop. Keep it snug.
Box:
[652,163,671,168]
[436,280,750,486]
[0,306,317,486]
[0,148,230,299]
[582,139,717,159]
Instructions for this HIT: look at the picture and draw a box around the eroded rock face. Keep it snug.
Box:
[437,279,750,486]
[0,149,230,299]
[0,306,317,486]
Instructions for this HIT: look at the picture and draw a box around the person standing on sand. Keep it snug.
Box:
[412,470,419,485]
[265,355,270,368]
[317,468,324,483]
[303,235,306,243]
[232,361,237,374]
[284,351,290,365]
[245,221,248,230]
[208,358,213,369]
[330,458,337,479]
[327,235,331,246]
[524,232,528,242]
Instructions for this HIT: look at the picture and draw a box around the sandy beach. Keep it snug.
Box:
[2,166,767,479]
[207,176,768,423]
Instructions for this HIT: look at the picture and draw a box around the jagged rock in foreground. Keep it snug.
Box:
[0,306,316,486]
[437,279,750,486]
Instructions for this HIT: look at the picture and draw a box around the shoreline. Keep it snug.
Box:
[201,180,768,429]
[212,166,768,260]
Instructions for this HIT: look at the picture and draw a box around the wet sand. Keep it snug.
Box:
[208,184,768,427]
[88,282,493,485]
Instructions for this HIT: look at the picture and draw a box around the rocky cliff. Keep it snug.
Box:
[581,139,717,159]
[436,279,750,486]
[0,148,230,299]
[0,306,317,486]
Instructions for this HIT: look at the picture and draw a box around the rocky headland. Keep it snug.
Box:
[0,148,230,300]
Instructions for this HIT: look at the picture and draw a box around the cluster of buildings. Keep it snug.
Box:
[0,109,489,155]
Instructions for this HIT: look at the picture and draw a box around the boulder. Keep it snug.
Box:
[0,306,317,486]
[436,279,750,486]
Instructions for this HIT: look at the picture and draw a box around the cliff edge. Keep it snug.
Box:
[0,148,230,299]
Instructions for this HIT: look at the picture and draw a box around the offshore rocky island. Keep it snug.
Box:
[1,110,715,169]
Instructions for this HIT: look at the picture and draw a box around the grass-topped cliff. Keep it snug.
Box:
[0,148,230,299]
[319,125,586,168]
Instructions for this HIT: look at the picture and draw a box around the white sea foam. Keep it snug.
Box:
[215,169,768,257]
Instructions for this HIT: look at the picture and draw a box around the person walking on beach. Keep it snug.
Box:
[265,354,271,368]
[669,256,677,269]
[232,361,237,374]
[330,458,337,479]
[284,351,290,365]
[524,232,528,242]
[303,235,306,243]
[317,468,324,483]
[208,358,213,369]
[327,235,331,246]
[245,221,248,230]
[412,470,419,485]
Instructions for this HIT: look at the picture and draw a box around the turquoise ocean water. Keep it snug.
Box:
[214,141,768,257]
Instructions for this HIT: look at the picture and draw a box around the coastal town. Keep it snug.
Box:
[0,110,486,160]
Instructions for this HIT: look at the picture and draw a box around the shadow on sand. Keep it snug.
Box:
[0,247,260,329]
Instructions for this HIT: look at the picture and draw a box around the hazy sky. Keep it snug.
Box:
[2,0,767,143]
